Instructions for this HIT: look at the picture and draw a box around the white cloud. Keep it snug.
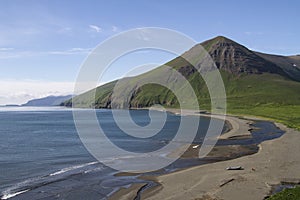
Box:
[57,27,72,34]
[48,47,93,55]
[244,31,264,36]
[89,24,102,33]
[69,47,90,52]
[0,80,75,105]
[0,47,93,59]
[136,29,151,41]
[112,26,118,32]
[0,51,35,59]
[0,47,14,51]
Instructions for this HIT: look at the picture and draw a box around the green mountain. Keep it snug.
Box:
[63,36,300,129]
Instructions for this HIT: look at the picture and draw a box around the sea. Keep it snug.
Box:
[0,107,284,200]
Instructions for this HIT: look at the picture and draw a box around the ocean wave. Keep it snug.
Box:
[1,189,30,200]
[1,161,99,199]
[49,161,98,176]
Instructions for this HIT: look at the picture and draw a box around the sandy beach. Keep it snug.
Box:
[110,110,300,200]
[141,122,300,200]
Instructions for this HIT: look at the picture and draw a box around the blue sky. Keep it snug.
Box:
[0,0,299,104]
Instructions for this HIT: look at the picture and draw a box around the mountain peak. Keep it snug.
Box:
[210,35,234,42]
[197,36,287,76]
[201,35,241,50]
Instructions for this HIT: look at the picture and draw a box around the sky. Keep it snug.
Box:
[0,0,299,105]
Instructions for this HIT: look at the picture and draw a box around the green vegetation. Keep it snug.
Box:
[268,187,300,200]
[229,105,300,130]
[222,72,300,130]
[62,36,300,130]
[134,71,300,130]
[63,81,116,108]
[65,70,300,130]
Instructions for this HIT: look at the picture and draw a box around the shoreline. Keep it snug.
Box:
[141,122,300,200]
[109,109,257,200]
[109,109,298,200]
[143,123,300,200]
[139,107,255,140]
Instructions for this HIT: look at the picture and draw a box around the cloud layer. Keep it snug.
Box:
[89,25,102,33]
[0,80,75,105]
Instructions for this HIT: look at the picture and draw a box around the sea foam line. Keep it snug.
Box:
[49,161,98,176]
[1,189,30,200]
[1,161,99,197]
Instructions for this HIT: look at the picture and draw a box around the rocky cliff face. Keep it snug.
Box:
[200,36,288,76]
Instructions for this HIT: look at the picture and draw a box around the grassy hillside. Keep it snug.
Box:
[65,70,300,129]
[131,72,300,129]
[63,81,116,108]
[62,36,300,129]
[220,73,300,129]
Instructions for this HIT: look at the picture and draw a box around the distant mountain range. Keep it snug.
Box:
[62,36,300,111]
[22,95,73,107]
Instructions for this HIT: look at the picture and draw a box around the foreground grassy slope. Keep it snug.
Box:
[221,73,300,130]
[133,71,300,130]
[268,187,300,200]
[220,74,300,130]
[229,106,300,130]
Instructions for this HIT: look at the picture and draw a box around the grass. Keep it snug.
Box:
[268,187,300,200]
[228,105,300,130]
[130,71,300,130]
[216,72,300,130]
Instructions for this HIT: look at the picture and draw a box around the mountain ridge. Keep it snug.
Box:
[62,36,300,111]
[23,95,73,107]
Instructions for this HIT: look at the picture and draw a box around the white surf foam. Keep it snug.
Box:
[1,189,29,200]
[49,161,98,176]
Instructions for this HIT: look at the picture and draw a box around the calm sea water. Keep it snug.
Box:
[0,107,284,200]
[0,107,213,199]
